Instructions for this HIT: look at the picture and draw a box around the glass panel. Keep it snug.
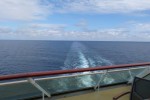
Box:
[0,81,41,100]
[36,74,98,94]
[36,67,147,93]
[99,67,147,85]
[99,70,130,85]
[130,68,147,76]
[144,74,150,80]
[0,67,148,100]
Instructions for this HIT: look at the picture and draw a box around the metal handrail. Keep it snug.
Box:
[0,62,150,81]
[0,66,147,86]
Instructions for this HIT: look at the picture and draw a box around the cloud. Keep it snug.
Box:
[0,23,150,41]
[50,0,150,14]
[0,0,50,21]
[1,22,150,41]
[0,27,12,34]
[75,20,88,31]
[0,23,67,39]
[1,0,150,21]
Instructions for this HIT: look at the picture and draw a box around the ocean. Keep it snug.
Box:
[0,40,150,75]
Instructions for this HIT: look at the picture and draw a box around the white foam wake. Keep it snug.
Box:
[63,42,114,87]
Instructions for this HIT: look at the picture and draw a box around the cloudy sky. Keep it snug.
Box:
[1,0,150,41]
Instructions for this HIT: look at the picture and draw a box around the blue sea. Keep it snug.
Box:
[0,40,150,75]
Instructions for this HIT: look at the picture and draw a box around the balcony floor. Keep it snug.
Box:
[56,85,131,100]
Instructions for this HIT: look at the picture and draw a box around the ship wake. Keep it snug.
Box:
[62,42,113,88]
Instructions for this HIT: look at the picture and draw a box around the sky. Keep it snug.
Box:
[1,0,150,41]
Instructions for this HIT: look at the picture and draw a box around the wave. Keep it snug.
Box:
[62,42,114,87]
[64,42,113,69]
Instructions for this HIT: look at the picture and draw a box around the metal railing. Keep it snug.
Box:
[1,62,150,81]
[0,62,150,100]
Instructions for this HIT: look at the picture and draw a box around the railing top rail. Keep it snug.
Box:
[0,62,150,81]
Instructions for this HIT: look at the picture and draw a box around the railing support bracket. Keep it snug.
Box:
[28,78,51,99]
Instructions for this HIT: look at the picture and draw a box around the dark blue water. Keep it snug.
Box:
[0,40,150,75]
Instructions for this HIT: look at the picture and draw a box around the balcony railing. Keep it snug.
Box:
[0,62,150,100]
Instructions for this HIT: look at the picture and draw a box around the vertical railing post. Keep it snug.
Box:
[42,92,45,100]
[128,68,133,81]
[94,70,108,91]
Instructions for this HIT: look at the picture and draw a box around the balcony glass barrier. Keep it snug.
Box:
[0,65,149,100]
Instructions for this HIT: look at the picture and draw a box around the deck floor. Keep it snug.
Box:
[57,85,131,100]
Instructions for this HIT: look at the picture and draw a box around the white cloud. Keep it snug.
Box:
[9,23,68,40]
[1,22,150,41]
[0,0,50,21]
[134,23,150,32]
[28,23,66,30]
[75,20,88,31]
[50,0,150,14]
[0,27,12,33]
[1,0,150,21]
